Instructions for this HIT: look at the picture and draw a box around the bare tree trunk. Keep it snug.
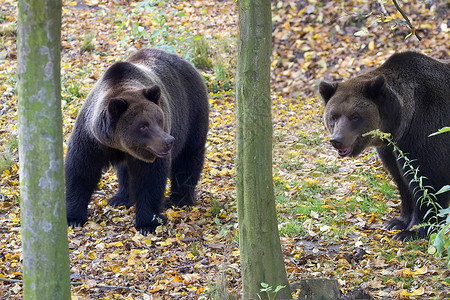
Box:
[236,0,291,299]
[17,0,70,298]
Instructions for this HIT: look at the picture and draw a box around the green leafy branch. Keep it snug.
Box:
[259,282,286,300]
[364,129,449,265]
[429,127,450,137]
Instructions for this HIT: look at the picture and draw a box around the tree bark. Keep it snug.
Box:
[236,0,291,299]
[17,0,71,299]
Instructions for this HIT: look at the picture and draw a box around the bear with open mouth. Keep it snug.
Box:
[319,51,450,241]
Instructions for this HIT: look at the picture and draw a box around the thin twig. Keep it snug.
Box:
[94,283,152,296]
[0,277,22,283]
[0,277,152,296]
[172,257,209,271]
[377,0,388,15]
[392,0,422,41]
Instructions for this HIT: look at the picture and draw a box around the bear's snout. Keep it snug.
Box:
[151,135,175,157]
[164,136,175,152]
[330,136,353,156]
[330,137,343,149]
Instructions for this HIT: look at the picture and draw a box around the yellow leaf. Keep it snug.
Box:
[131,249,141,255]
[113,241,123,247]
[158,237,176,247]
[105,265,120,273]
[166,210,183,219]
[398,286,425,297]
[401,265,428,276]
[149,283,164,293]
[127,257,136,266]
[172,274,183,283]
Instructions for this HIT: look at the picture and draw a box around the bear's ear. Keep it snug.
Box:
[319,81,338,104]
[143,85,161,105]
[364,74,385,99]
[108,98,128,119]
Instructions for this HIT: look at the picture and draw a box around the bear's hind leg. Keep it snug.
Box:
[168,146,205,208]
[65,141,107,228]
[107,163,132,208]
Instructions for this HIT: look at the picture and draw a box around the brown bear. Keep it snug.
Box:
[319,51,450,240]
[65,48,209,234]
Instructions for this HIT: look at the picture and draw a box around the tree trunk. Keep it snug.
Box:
[236,1,291,299]
[17,0,71,299]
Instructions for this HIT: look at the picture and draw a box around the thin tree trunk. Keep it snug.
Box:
[236,0,291,299]
[17,0,70,298]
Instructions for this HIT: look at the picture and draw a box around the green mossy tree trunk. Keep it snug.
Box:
[236,0,291,299]
[17,0,70,299]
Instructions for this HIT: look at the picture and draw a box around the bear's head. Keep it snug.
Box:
[107,85,175,163]
[319,75,387,157]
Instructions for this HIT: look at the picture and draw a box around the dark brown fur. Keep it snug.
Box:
[319,51,450,240]
[65,49,209,234]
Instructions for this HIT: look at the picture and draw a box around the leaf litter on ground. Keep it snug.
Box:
[0,0,449,299]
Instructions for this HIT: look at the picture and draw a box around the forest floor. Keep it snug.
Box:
[0,0,449,299]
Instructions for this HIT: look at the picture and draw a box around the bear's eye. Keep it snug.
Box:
[330,115,337,122]
[139,123,149,131]
[350,114,360,122]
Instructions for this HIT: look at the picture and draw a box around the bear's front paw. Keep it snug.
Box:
[166,193,196,208]
[135,214,166,235]
[384,217,408,230]
[393,229,426,241]
[107,194,133,208]
[67,218,86,229]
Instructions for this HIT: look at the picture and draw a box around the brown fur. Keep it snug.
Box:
[319,51,450,240]
[65,49,209,234]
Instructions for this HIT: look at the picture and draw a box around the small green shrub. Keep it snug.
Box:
[210,198,222,217]
[210,59,234,92]
[0,152,13,173]
[260,282,286,300]
[191,36,213,70]
[0,136,18,173]
[62,81,86,104]
[0,22,16,37]
[81,32,95,52]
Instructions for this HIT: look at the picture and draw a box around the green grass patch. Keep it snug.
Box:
[191,36,213,70]
[274,151,396,239]
[297,130,322,146]
[0,136,18,173]
[81,32,95,52]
